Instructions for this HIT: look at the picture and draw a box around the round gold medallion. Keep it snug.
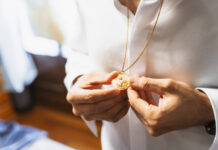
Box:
[112,73,130,90]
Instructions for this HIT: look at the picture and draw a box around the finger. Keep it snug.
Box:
[139,90,157,107]
[128,87,158,116]
[73,95,124,116]
[84,100,127,122]
[81,84,102,90]
[133,74,140,78]
[113,103,130,122]
[67,87,120,104]
[128,87,148,107]
[139,90,156,105]
[139,90,147,100]
[120,90,128,99]
[130,77,166,94]
[103,100,128,121]
[131,106,149,126]
[144,91,157,105]
[90,71,119,85]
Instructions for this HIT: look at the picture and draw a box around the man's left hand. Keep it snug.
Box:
[127,76,214,136]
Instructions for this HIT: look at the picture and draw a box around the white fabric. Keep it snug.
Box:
[22,137,75,150]
[19,0,60,57]
[64,0,218,149]
[0,0,37,93]
[0,0,62,92]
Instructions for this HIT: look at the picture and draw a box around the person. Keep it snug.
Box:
[65,0,218,149]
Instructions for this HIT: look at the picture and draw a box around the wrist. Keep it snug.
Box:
[196,89,216,135]
[199,91,215,124]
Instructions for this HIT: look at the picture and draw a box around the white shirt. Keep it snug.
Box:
[64,0,218,149]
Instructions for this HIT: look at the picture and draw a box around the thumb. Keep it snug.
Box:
[128,87,157,115]
[104,71,119,84]
[130,76,166,95]
[90,71,119,85]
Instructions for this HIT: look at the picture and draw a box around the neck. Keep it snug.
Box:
[119,0,140,15]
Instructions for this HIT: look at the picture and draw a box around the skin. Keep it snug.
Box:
[66,71,129,122]
[119,0,140,14]
[128,76,215,136]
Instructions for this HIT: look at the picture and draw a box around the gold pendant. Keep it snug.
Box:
[112,73,130,90]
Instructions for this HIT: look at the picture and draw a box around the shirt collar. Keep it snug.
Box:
[113,0,162,26]
[113,0,184,18]
[113,0,134,18]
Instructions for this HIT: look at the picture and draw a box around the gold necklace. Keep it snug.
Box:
[112,0,164,90]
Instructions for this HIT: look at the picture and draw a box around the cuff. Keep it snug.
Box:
[197,88,218,150]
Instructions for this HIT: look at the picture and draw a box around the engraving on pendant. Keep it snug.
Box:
[112,74,130,90]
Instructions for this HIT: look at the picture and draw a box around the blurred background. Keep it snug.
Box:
[0,0,101,149]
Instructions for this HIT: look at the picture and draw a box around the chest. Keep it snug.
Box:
[83,0,218,86]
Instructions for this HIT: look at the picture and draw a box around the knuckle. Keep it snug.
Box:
[154,110,163,120]
[141,77,150,89]
[66,88,80,103]
[149,129,161,137]
[148,119,159,129]
[84,94,94,102]
[72,107,82,116]
[129,98,137,107]
[66,92,72,103]
[147,111,162,129]
[163,79,174,90]
[147,108,161,118]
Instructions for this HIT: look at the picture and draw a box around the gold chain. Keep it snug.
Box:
[121,0,164,73]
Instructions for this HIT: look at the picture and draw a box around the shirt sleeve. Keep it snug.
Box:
[64,47,96,91]
[197,88,218,150]
[62,0,99,136]
[63,47,98,136]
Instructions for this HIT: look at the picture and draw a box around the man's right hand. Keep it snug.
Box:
[66,71,129,122]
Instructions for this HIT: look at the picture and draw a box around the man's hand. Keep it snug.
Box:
[67,71,129,122]
[127,76,214,136]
